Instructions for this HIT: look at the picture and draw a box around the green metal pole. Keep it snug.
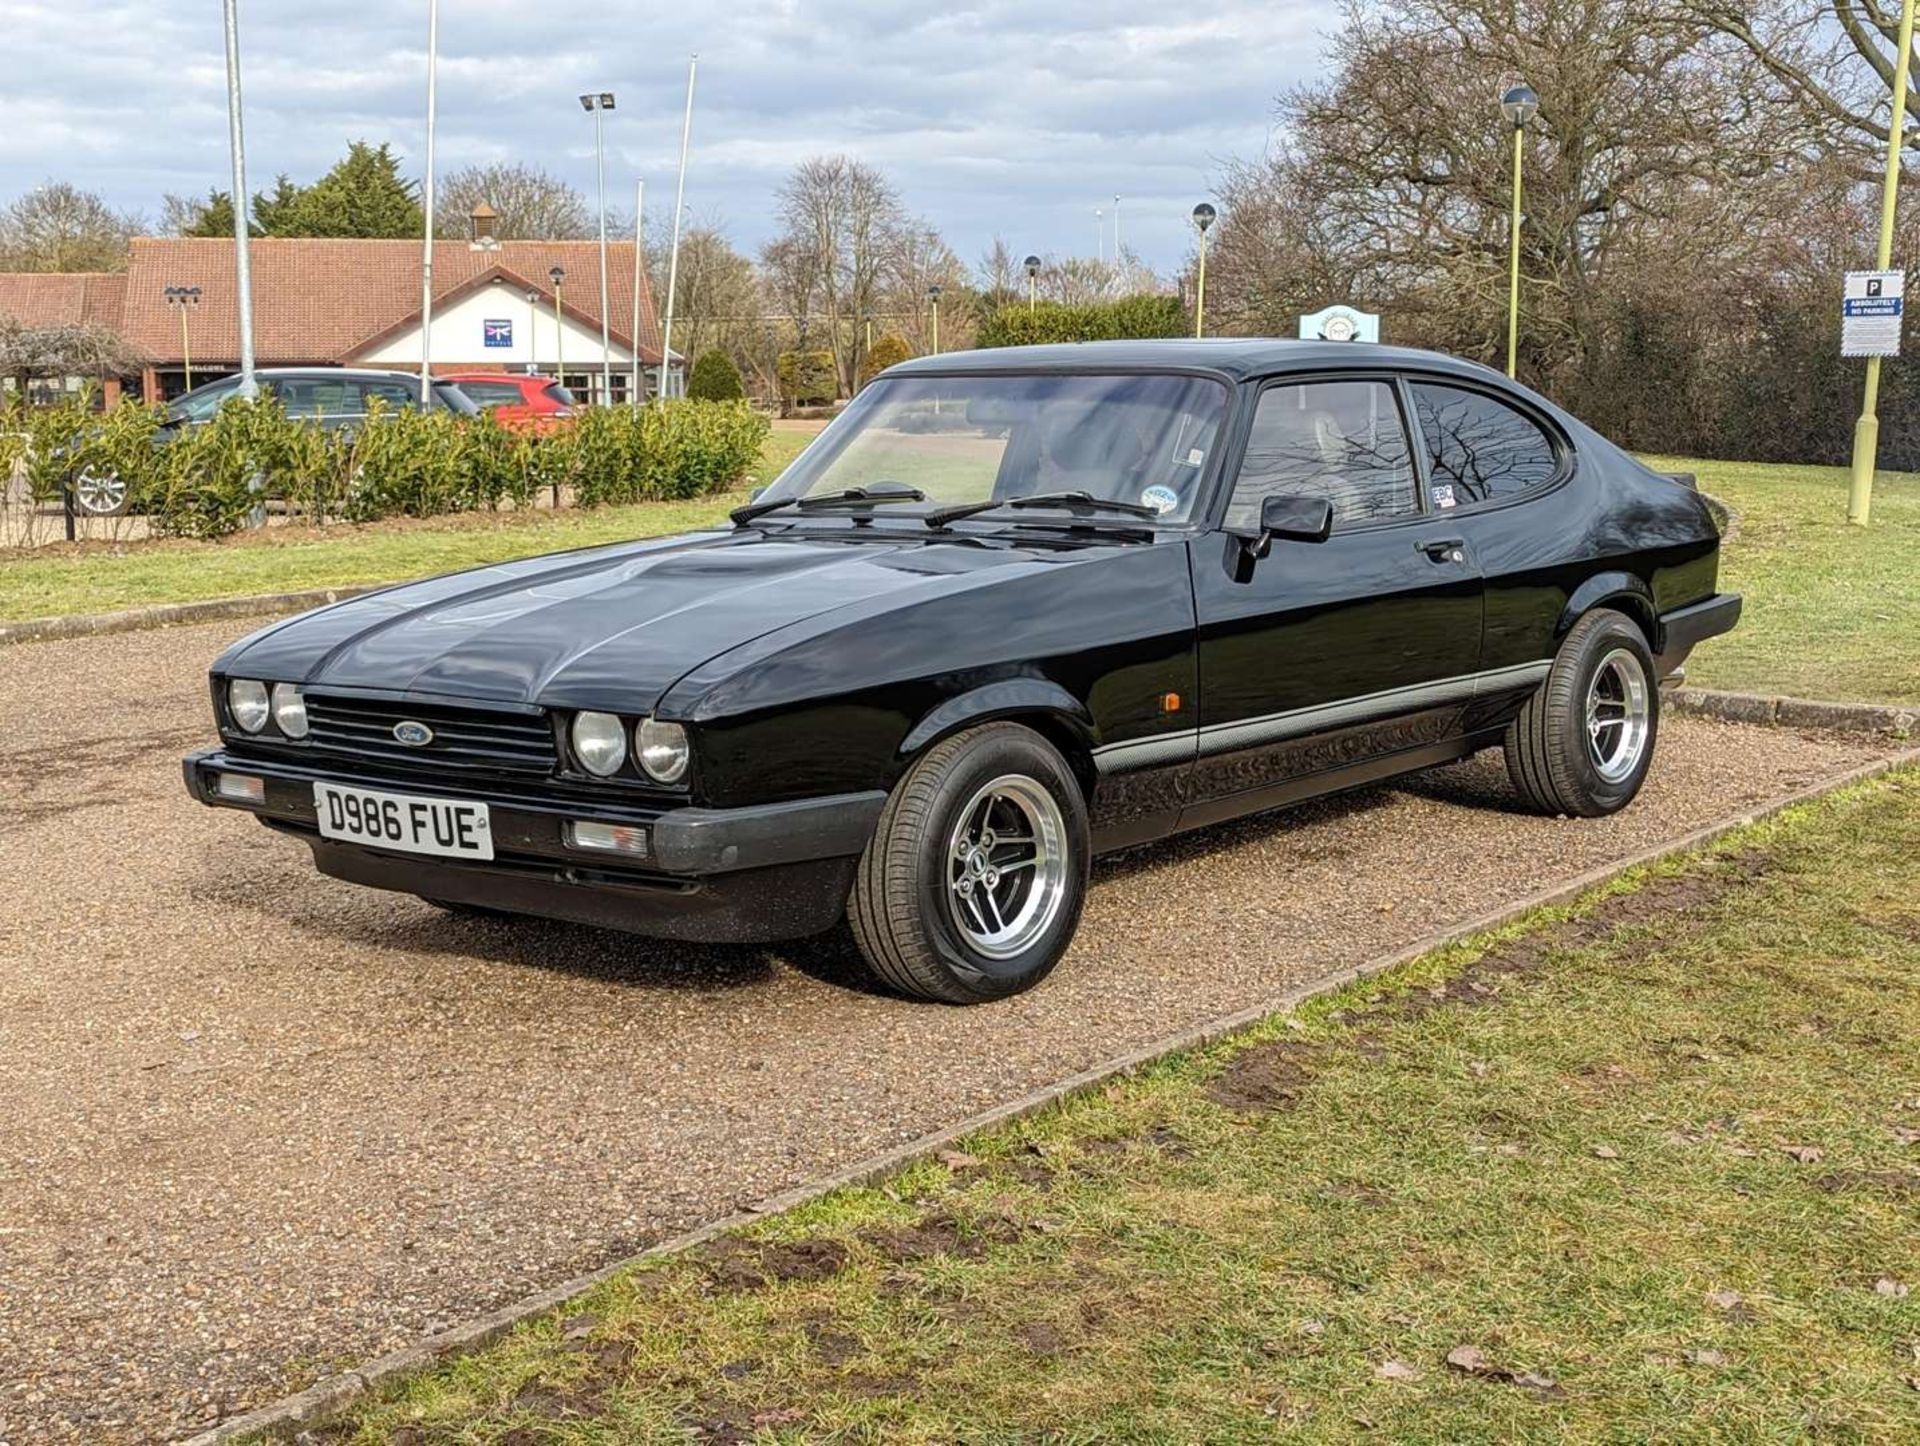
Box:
[1506,123,1525,379]
[1848,0,1917,528]
[1194,231,1208,338]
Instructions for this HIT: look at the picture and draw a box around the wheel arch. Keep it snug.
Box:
[897,680,1098,800]
[1556,572,1659,652]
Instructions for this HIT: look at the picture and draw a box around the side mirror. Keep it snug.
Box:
[1259,492,1334,544]
[747,485,768,504]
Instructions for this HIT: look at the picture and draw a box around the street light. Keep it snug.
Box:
[1847,0,1916,526]
[928,283,943,354]
[163,285,202,392]
[549,265,566,388]
[1024,254,1041,314]
[1500,82,1538,380]
[219,0,256,402]
[1191,203,1216,338]
[580,91,616,406]
[524,288,539,374]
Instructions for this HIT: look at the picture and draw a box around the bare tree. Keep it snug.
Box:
[435,162,592,239]
[1204,0,1813,381]
[769,157,913,393]
[0,183,144,272]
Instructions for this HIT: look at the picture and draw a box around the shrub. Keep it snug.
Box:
[859,333,912,385]
[687,349,746,402]
[777,350,837,408]
[976,294,1186,348]
[148,396,289,539]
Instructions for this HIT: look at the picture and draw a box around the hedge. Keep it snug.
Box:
[0,394,770,540]
[687,349,746,402]
[977,294,1187,348]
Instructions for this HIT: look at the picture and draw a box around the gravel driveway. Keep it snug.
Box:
[0,617,1898,1442]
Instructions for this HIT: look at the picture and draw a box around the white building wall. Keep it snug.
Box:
[356,284,636,375]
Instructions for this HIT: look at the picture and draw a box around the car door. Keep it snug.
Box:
[1184,374,1485,827]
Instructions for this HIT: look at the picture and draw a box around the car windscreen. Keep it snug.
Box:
[762,372,1230,524]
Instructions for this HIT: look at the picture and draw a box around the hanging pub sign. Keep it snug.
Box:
[1298,304,1380,343]
[483,318,514,349]
[1841,270,1903,358]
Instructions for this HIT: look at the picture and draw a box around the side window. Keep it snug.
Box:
[358,380,420,412]
[173,379,238,421]
[277,378,360,418]
[458,381,522,408]
[1409,382,1559,508]
[1226,380,1417,531]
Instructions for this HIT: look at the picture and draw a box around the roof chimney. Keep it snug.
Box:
[469,202,500,250]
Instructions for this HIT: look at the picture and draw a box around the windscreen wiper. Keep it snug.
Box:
[925,490,1164,528]
[731,483,927,526]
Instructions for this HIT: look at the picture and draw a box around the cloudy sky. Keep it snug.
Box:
[0,1,1328,274]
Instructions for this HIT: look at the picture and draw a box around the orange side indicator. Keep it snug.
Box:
[1161,692,1183,713]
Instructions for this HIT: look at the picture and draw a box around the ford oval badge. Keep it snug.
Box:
[392,720,434,747]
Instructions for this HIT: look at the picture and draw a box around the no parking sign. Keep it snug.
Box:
[1841,270,1903,357]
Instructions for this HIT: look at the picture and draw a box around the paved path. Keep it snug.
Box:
[0,618,1897,1442]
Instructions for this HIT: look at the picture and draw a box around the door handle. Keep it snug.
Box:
[1417,538,1466,562]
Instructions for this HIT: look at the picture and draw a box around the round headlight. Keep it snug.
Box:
[636,717,690,784]
[572,711,628,776]
[228,678,270,733]
[271,682,309,739]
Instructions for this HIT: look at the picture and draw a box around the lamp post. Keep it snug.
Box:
[579,91,616,406]
[549,265,566,388]
[524,288,539,374]
[1094,208,1104,265]
[927,284,942,354]
[1024,254,1041,314]
[163,285,202,392]
[1191,203,1215,338]
[1847,0,1916,527]
[1500,83,1538,380]
[1113,194,1121,263]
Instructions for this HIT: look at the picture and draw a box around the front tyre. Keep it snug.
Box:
[849,722,1089,1004]
[1504,607,1659,817]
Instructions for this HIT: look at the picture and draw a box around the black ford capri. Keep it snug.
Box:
[185,339,1739,1003]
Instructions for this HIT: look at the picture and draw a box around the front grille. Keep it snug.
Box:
[304,694,558,775]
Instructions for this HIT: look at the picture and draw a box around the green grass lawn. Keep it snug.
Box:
[0,429,819,623]
[3,442,1914,710]
[1643,456,1919,705]
[297,771,1920,1443]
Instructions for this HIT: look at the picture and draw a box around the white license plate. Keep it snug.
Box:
[313,782,493,860]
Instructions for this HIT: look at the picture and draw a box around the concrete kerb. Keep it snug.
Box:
[1665,685,1917,737]
[182,743,1920,1444]
[0,587,382,648]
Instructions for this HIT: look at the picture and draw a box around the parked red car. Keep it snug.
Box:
[438,373,577,435]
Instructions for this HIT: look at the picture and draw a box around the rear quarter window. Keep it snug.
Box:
[1408,382,1560,508]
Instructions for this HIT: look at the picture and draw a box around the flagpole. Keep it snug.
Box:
[630,178,644,408]
[658,53,697,401]
[418,0,440,403]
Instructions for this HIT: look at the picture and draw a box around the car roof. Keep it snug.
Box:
[884,338,1508,384]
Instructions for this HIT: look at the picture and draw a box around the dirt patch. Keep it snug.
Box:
[699,1235,850,1292]
[1816,1170,1920,1196]
[862,1214,987,1263]
[803,1322,861,1366]
[1208,1040,1322,1113]
[1017,1321,1067,1355]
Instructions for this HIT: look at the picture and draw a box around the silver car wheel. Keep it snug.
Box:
[944,773,1069,960]
[1586,647,1651,784]
[73,465,128,516]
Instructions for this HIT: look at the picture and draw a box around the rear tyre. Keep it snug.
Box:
[1504,607,1659,818]
[849,722,1089,1004]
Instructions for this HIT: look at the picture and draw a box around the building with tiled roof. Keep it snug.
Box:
[0,217,674,405]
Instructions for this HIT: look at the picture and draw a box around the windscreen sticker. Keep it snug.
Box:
[1185,448,1206,467]
[1140,484,1180,515]
[1432,482,1457,509]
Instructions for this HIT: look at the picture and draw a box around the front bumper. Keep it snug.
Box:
[183,748,884,943]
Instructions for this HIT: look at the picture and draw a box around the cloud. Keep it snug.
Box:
[0,0,1324,271]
